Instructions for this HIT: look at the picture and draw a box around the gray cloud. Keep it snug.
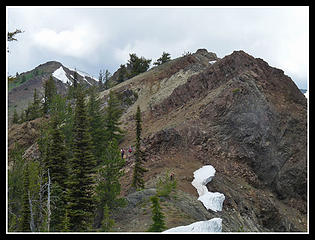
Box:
[7,7,308,89]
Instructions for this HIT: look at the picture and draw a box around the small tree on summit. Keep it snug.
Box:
[127,53,151,79]
[153,52,171,66]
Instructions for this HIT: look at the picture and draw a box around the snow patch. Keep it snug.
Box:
[164,218,222,232]
[68,67,99,82]
[209,60,216,64]
[191,165,225,212]
[304,90,308,98]
[198,192,225,212]
[52,67,71,85]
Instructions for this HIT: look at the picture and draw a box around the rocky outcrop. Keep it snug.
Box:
[146,50,306,205]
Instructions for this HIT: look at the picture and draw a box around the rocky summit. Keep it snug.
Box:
[99,49,307,232]
[8,48,307,232]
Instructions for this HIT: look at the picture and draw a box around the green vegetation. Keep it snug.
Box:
[127,53,151,79]
[67,86,97,231]
[147,196,166,232]
[132,106,147,190]
[8,74,143,232]
[156,170,177,197]
[154,52,171,66]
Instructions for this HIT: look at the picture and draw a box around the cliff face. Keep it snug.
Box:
[100,49,307,231]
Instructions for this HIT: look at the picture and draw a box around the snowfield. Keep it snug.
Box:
[52,67,72,85]
[192,165,225,212]
[164,165,225,232]
[163,218,222,233]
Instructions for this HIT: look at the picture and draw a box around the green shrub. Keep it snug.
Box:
[156,170,177,197]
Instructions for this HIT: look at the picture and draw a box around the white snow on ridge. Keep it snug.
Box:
[191,165,225,212]
[52,67,71,85]
[67,67,99,82]
[304,90,308,98]
[164,218,222,233]
[198,192,226,212]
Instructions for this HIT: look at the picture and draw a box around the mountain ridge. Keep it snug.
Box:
[7,48,307,232]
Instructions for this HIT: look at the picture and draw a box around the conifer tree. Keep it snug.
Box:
[73,70,78,89]
[47,115,68,189]
[31,88,41,119]
[132,106,147,190]
[88,87,105,165]
[153,52,171,66]
[147,196,166,232]
[127,53,151,79]
[100,204,115,232]
[95,139,125,228]
[67,85,97,231]
[103,91,124,144]
[43,76,57,114]
[20,163,31,231]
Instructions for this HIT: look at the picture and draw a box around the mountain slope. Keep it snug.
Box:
[97,49,307,231]
[8,61,98,121]
[7,48,307,232]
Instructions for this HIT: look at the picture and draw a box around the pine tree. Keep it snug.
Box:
[127,53,151,79]
[67,86,97,231]
[147,196,166,232]
[103,91,124,144]
[117,64,127,83]
[12,108,19,124]
[95,139,125,228]
[153,52,171,66]
[20,163,31,231]
[31,88,41,119]
[132,106,147,190]
[47,115,68,189]
[73,69,78,89]
[43,76,57,114]
[87,87,105,165]
[100,204,115,232]
[98,70,104,89]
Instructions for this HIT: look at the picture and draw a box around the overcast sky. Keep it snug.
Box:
[7,6,309,89]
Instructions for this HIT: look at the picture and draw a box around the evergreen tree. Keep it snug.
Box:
[29,88,41,120]
[12,108,19,124]
[98,70,104,89]
[47,115,68,189]
[153,52,171,66]
[100,204,115,232]
[95,139,125,228]
[20,163,31,231]
[67,86,97,231]
[127,53,151,79]
[43,76,57,114]
[147,196,166,232]
[32,88,41,118]
[132,106,147,190]
[62,209,70,232]
[117,64,127,83]
[103,91,124,144]
[8,143,25,231]
[73,69,78,89]
[87,87,105,165]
